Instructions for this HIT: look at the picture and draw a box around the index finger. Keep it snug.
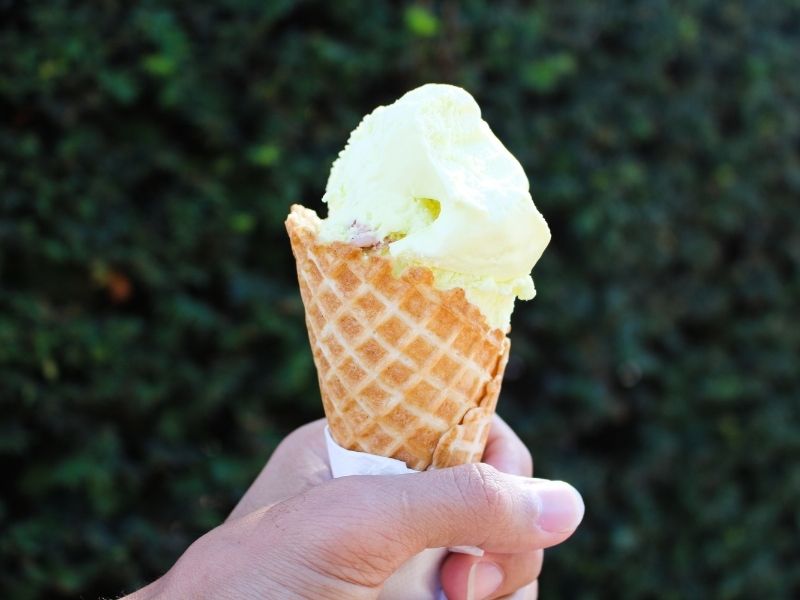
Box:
[481,414,534,477]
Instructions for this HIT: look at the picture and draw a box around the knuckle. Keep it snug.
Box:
[454,463,512,521]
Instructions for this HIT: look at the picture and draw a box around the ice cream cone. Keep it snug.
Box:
[286,204,510,470]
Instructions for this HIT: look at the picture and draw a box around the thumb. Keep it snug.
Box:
[256,463,584,590]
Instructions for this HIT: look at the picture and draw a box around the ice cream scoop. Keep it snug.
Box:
[319,83,550,330]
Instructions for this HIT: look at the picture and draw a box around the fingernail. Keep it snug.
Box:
[466,561,504,600]
[534,481,585,533]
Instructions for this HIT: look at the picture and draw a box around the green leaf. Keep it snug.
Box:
[521,53,577,92]
[98,70,139,104]
[246,144,281,167]
[230,212,256,233]
[142,53,176,77]
[404,6,439,37]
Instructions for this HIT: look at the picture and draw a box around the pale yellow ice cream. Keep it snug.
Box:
[319,83,550,331]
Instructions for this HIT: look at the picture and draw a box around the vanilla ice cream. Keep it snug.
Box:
[318,83,550,330]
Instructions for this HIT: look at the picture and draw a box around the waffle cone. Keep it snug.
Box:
[286,205,510,470]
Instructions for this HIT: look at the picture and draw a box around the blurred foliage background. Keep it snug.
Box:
[2,1,799,598]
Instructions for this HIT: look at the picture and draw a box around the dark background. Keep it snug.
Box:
[2,1,799,598]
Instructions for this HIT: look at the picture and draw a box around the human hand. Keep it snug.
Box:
[127,417,584,600]
[229,416,565,599]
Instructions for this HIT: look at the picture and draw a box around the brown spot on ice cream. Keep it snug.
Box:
[351,232,381,247]
[348,220,380,248]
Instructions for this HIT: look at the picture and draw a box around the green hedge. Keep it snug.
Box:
[2,1,799,598]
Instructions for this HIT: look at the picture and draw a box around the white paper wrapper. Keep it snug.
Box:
[325,426,483,600]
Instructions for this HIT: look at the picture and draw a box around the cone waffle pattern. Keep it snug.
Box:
[287,205,510,470]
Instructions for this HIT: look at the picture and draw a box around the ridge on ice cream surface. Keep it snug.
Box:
[318,83,551,331]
